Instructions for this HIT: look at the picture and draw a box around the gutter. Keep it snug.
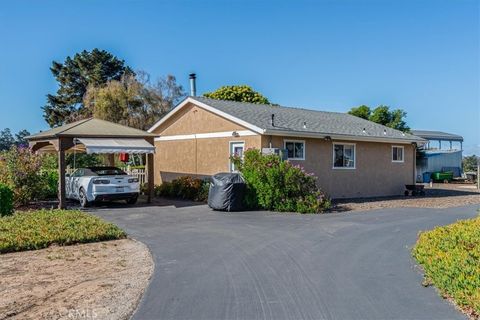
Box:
[263,129,427,145]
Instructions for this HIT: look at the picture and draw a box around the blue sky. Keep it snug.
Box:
[0,0,478,154]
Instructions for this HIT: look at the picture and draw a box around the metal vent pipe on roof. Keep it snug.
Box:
[189,73,197,96]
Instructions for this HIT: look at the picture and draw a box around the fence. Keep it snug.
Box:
[65,167,147,185]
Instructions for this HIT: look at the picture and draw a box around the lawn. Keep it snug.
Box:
[0,209,126,253]
[413,215,480,318]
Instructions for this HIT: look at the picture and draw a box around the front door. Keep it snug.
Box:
[229,142,245,172]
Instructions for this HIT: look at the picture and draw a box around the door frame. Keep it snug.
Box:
[229,141,245,172]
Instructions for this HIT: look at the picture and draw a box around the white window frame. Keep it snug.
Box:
[283,139,306,160]
[332,143,356,169]
[229,141,245,172]
[392,145,405,163]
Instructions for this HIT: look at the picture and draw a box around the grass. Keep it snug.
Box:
[0,209,126,253]
[412,215,480,317]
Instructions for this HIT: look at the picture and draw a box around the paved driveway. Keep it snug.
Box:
[92,202,479,320]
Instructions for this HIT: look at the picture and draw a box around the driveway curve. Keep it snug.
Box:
[93,202,479,320]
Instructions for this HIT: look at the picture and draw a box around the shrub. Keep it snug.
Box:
[0,184,13,216]
[412,215,480,316]
[155,176,210,202]
[0,209,126,253]
[232,149,331,213]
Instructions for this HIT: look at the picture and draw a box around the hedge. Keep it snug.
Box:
[0,209,126,253]
[413,215,480,316]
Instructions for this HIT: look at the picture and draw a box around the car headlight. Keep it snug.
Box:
[93,179,110,184]
[128,178,139,183]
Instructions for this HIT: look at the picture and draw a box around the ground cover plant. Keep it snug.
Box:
[232,149,331,213]
[413,215,480,318]
[0,209,126,253]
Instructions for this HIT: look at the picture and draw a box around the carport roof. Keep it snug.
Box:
[27,118,157,140]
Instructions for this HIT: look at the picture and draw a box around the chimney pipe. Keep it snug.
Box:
[189,73,197,96]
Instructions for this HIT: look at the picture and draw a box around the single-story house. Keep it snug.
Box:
[148,96,425,198]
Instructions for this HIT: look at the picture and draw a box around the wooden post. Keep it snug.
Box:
[146,153,154,203]
[58,139,66,209]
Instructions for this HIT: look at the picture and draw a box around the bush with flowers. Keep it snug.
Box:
[231,149,331,213]
[0,146,58,206]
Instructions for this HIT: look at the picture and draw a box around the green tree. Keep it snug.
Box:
[43,48,134,127]
[83,71,185,130]
[463,155,478,172]
[14,129,31,147]
[348,104,410,132]
[203,85,270,104]
[0,129,15,151]
[348,105,371,120]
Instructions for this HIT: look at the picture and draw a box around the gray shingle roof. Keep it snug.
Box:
[192,96,424,143]
[411,130,463,142]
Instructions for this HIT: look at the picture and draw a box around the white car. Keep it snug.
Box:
[66,166,140,207]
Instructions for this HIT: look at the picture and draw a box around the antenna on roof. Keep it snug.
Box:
[271,114,275,127]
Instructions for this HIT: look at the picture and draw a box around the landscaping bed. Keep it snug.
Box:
[413,215,480,319]
[0,209,126,253]
[0,239,153,320]
[332,184,480,212]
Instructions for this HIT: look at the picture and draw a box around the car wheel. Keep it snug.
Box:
[79,188,90,208]
[126,196,138,205]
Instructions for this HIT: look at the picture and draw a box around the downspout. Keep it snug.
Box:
[413,143,417,184]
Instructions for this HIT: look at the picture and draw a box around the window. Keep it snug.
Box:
[284,140,305,160]
[392,146,404,162]
[333,143,355,169]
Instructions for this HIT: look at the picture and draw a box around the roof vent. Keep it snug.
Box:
[362,128,366,134]
[271,114,275,127]
[383,129,387,135]
[303,122,307,129]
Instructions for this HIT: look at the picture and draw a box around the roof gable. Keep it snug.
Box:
[28,118,156,140]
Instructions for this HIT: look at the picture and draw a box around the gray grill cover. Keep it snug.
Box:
[208,173,246,212]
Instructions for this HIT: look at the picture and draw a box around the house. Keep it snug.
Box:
[411,130,463,179]
[148,97,425,198]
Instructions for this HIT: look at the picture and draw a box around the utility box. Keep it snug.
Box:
[208,173,246,212]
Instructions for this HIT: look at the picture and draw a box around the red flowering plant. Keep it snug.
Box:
[231,149,331,213]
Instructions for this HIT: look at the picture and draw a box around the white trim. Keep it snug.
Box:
[392,145,405,163]
[229,141,245,172]
[154,130,257,141]
[283,139,306,160]
[332,142,356,169]
[148,97,265,134]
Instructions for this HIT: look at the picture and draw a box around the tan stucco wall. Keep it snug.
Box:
[154,135,262,184]
[151,102,245,136]
[152,103,262,184]
[262,135,415,198]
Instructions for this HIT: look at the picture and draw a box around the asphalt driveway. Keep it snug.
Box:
[92,201,479,320]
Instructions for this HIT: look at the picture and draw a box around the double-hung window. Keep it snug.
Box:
[284,140,305,160]
[392,146,404,162]
[333,143,355,169]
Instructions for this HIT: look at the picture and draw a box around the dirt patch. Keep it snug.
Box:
[0,239,153,320]
[332,184,480,212]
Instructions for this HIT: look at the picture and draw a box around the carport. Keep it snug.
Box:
[27,118,157,209]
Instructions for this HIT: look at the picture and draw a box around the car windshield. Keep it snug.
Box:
[88,167,127,176]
